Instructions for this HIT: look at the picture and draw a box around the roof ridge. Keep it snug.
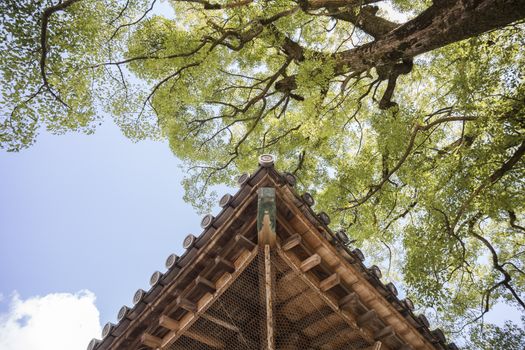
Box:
[88,154,457,350]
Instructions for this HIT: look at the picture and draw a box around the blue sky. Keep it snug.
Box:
[0,1,523,348]
[0,121,225,324]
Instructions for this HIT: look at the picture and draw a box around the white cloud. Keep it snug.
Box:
[0,291,102,350]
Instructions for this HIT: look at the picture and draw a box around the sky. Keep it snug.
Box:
[0,120,225,349]
[0,1,523,350]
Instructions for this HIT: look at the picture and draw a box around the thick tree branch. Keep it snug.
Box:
[329,5,399,39]
[40,0,82,108]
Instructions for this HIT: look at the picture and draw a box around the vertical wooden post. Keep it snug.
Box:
[258,187,276,350]
[264,245,275,350]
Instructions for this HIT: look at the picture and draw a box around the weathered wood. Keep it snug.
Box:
[339,292,358,310]
[159,249,258,349]
[276,185,437,349]
[364,341,383,350]
[235,234,256,250]
[184,329,225,348]
[300,254,321,272]
[264,245,275,350]
[176,297,197,313]
[319,273,340,292]
[357,310,378,327]
[259,212,277,247]
[374,326,395,341]
[281,233,302,251]
[196,276,216,294]
[214,256,235,274]
[141,333,162,348]
[159,315,179,331]
[200,313,240,333]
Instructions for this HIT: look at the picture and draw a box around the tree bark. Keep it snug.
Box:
[334,0,525,72]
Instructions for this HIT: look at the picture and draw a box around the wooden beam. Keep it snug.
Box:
[264,245,275,350]
[159,315,179,331]
[234,234,256,250]
[319,273,340,292]
[300,254,321,272]
[214,256,235,274]
[176,296,197,313]
[339,292,358,310]
[195,276,216,294]
[374,326,395,341]
[357,310,377,328]
[282,234,302,251]
[200,313,239,333]
[184,329,225,348]
[141,333,162,348]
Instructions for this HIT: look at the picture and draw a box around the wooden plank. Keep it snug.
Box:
[195,276,216,294]
[184,329,225,348]
[281,233,302,251]
[159,315,179,331]
[176,297,197,313]
[264,245,275,350]
[375,326,395,341]
[276,249,377,346]
[200,313,239,333]
[141,333,162,348]
[319,273,340,292]
[364,341,383,350]
[357,310,378,328]
[300,254,321,272]
[235,234,256,250]
[214,256,235,274]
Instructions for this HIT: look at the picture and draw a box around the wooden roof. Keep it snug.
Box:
[87,156,458,350]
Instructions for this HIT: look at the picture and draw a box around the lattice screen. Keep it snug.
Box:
[166,247,373,350]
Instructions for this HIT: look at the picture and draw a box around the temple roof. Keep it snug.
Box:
[87,155,458,350]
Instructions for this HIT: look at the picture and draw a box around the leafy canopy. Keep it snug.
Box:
[1,0,525,345]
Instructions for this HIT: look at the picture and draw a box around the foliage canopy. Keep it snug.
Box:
[1,0,525,345]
